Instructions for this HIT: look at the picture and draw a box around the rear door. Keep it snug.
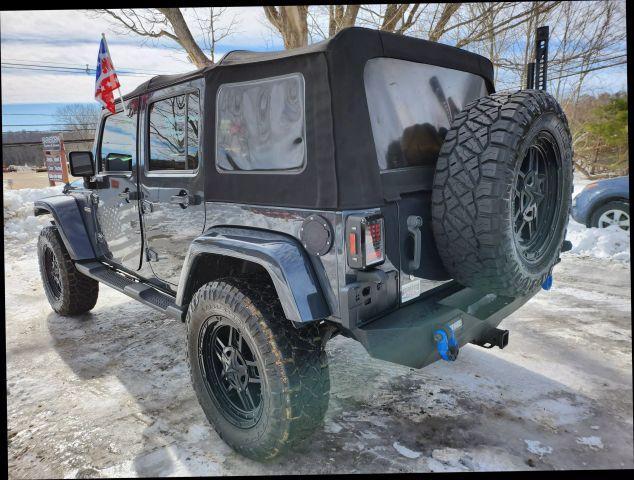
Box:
[139,83,206,287]
[92,107,143,271]
[364,58,488,304]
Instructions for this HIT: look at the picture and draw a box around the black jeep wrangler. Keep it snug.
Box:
[36,27,573,460]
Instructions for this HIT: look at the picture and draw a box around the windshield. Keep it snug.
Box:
[364,58,488,171]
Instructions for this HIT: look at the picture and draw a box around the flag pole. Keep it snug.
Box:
[101,33,128,115]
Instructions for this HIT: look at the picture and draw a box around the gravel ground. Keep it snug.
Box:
[5,242,632,476]
[3,170,61,190]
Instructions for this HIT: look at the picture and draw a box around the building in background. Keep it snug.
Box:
[2,130,94,168]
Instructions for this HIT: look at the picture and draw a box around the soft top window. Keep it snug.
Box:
[364,58,487,171]
[215,73,306,173]
[148,92,200,171]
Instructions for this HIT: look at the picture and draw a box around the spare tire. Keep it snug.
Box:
[431,90,573,297]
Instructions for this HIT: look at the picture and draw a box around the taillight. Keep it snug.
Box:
[346,214,385,269]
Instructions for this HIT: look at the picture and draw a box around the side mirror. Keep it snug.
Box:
[68,151,95,177]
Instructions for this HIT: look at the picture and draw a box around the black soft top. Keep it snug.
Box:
[124,28,494,210]
[125,27,493,100]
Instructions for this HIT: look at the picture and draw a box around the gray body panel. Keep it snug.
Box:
[34,195,96,260]
[138,79,207,286]
[91,173,143,270]
[177,226,330,322]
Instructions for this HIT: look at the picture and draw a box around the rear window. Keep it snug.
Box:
[364,58,487,171]
[215,73,306,173]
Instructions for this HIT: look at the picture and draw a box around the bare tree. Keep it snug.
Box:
[328,5,361,36]
[97,8,229,67]
[96,3,625,117]
[54,104,101,132]
[265,5,362,47]
[489,1,626,97]
[263,6,310,49]
[355,4,427,35]
[192,7,241,63]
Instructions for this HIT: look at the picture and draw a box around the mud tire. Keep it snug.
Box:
[37,225,99,315]
[186,277,329,460]
[432,90,573,296]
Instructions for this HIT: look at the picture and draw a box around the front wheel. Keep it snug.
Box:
[186,278,329,460]
[37,225,99,315]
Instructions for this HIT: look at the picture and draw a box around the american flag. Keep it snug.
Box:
[95,35,121,114]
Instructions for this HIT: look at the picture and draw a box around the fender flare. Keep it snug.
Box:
[34,195,96,260]
[176,226,331,323]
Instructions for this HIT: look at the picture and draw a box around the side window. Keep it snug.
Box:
[216,73,305,173]
[99,111,137,172]
[148,92,199,171]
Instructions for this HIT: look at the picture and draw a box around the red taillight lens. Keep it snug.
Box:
[346,214,385,269]
[364,217,384,265]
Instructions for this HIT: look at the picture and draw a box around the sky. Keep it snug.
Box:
[1,7,628,133]
[0,8,281,132]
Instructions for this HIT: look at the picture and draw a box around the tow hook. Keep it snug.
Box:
[434,328,459,362]
[542,274,553,290]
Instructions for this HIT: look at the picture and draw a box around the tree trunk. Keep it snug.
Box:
[158,8,212,68]
[428,3,461,41]
[263,6,309,49]
[329,5,360,37]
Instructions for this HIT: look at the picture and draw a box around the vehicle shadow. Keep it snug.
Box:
[46,292,633,475]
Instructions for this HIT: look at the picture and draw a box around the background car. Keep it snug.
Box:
[571,175,630,230]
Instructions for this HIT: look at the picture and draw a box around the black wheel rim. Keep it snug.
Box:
[513,131,562,264]
[199,316,263,428]
[43,245,62,299]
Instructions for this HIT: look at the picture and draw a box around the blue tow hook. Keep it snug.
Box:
[542,274,553,291]
[434,328,459,362]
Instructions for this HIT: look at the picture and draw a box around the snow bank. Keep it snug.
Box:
[3,186,64,253]
[564,219,630,263]
[563,172,630,263]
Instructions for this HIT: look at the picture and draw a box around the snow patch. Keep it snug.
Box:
[525,440,553,457]
[576,436,604,450]
[324,420,343,434]
[427,448,469,472]
[185,424,210,443]
[432,447,464,463]
[392,441,421,459]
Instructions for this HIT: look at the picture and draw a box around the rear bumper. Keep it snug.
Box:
[349,281,536,368]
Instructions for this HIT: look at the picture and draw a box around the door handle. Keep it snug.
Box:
[170,190,190,209]
[407,215,423,271]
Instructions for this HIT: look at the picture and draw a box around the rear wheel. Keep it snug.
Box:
[432,90,573,297]
[37,225,99,315]
[186,277,329,460]
[590,201,629,231]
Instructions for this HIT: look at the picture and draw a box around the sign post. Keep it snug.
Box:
[42,135,69,186]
